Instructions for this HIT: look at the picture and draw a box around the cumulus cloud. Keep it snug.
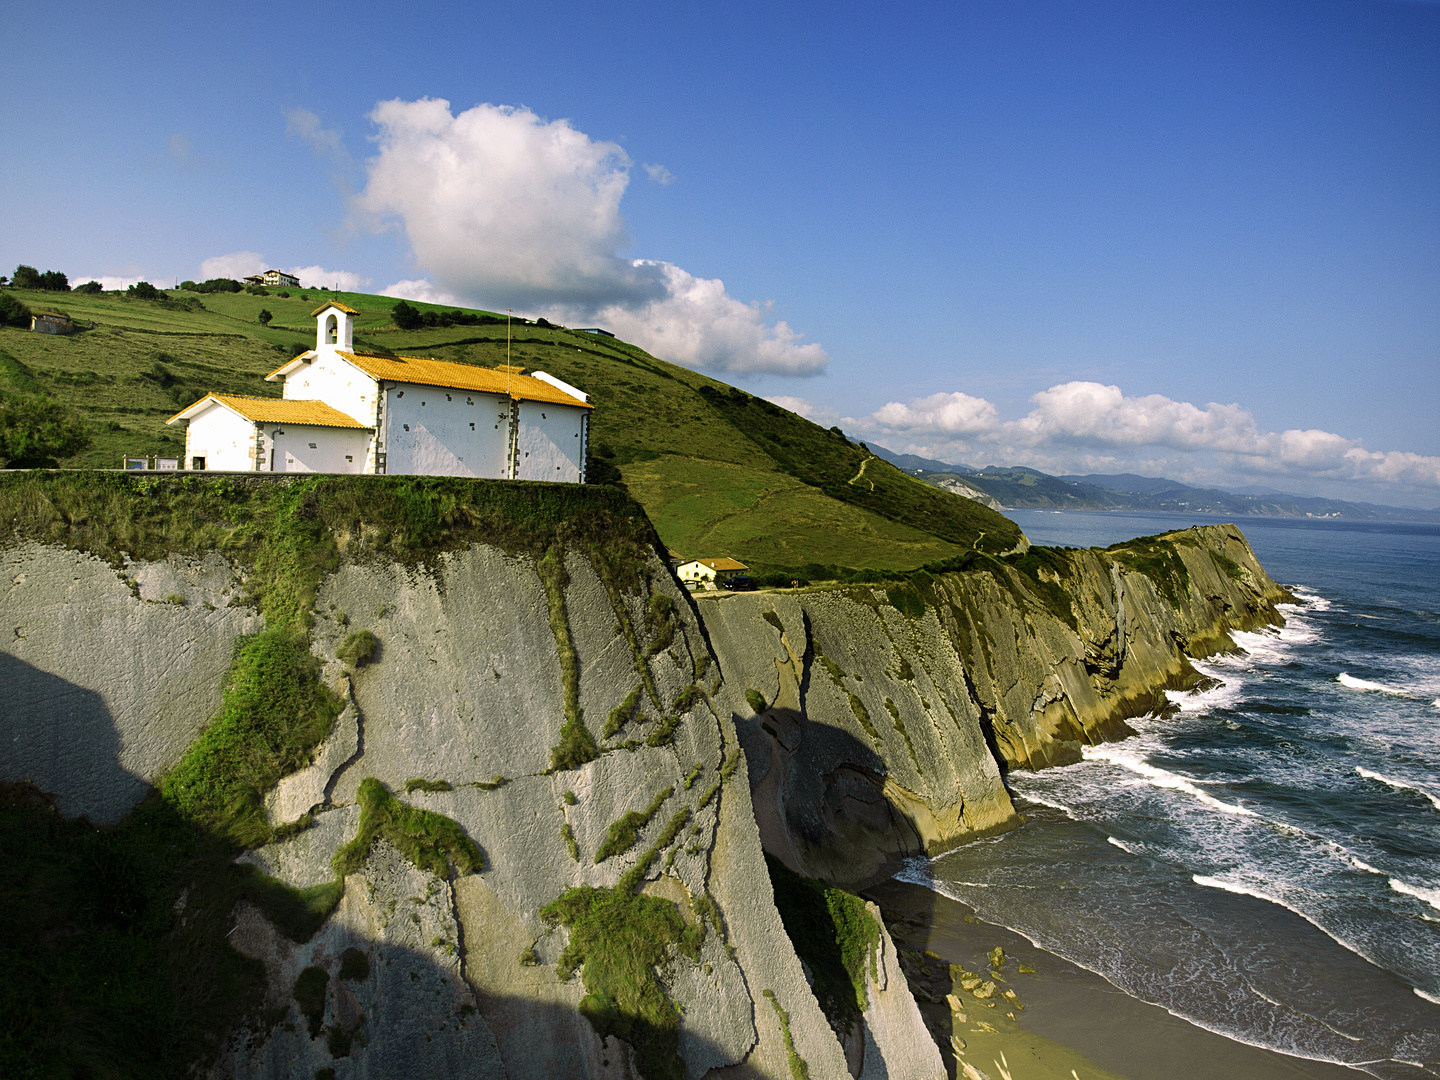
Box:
[352,98,828,375]
[70,274,147,291]
[846,381,1440,499]
[200,251,266,279]
[287,265,369,291]
[380,278,460,305]
[197,252,366,290]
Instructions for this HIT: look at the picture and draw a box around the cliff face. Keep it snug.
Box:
[0,473,1287,1080]
[700,525,1289,888]
[0,474,940,1080]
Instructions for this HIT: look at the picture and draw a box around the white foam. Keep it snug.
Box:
[1191,876,1377,966]
[1084,746,1257,817]
[1355,767,1440,811]
[1107,836,1136,853]
[1350,857,1384,875]
[1020,792,1078,818]
[1337,673,1410,696]
[1416,988,1440,1006]
[1389,878,1440,913]
[1432,697,1440,711]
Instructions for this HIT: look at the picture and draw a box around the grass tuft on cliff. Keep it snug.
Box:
[764,853,881,1036]
[540,883,703,1080]
[161,628,342,848]
[333,777,483,879]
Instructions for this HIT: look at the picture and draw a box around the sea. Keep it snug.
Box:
[899,509,1440,1078]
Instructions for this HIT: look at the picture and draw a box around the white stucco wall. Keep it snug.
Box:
[184,408,257,471]
[513,401,586,482]
[267,426,371,473]
[281,353,375,427]
[381,384,512,478]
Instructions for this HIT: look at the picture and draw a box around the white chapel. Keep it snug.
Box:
[168,302,593,481]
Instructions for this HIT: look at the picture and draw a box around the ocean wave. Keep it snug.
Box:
[1285,586,1332,612]
[1389,878,1440,913]
[1084,746,1257,816]
[1416,988,1440,1006]
[1191,876,1377,967]
[1337,673,1411,696]
[1107,836,1136,853]
[1350,857,1384,875]
[1018,792,1078,818]
[1355,767,1440,811]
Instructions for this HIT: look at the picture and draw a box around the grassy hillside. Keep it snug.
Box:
[0,284,1022,570]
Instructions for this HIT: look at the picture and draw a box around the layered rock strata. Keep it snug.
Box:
[702,525,1289,887]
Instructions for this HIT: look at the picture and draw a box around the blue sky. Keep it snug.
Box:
[3,0,1437,505]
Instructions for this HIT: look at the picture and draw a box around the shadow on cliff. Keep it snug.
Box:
[0,650,151,823]
[736,700,931,892]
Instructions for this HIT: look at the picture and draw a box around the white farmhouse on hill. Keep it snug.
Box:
[676,558,749,586]
[169,302,593,480]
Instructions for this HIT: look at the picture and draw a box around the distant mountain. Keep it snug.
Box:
[867,446,1440,523]
[1057,473,1192,496]
[868,445,977,475]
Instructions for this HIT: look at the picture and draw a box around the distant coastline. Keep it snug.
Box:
[870,444,1440,524]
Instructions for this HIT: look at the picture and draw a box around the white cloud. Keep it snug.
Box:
[352,98,828,376]
[285,108,348,162]
[591,262,829,376]
[71,274,147,291]
[197,253,365,290]
[643,162,674,185]
[848,381,1440,500]
[200,251,266,280]
[380,278,460,305]
[286,265,369,291]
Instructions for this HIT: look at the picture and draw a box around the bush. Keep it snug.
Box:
[0,292,31,328]
[126,281,162,300]
[244,284,269,296]
[74,280,103,294]
[258,309,273,326]
[183,278,242,294]
[391,300,423,330]
[0,389,92,466]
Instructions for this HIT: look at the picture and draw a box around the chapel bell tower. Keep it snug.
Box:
[314,302,355,352]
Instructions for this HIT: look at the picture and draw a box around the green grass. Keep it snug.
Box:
[0,284,1020,571]
[333,778,483,879]
[540,882,703,1080]
[404,778,453,794]
[762,989,811,1080]
[337,629,379,667]
[595,786,674,863]
[764,853,881,1037]
[161,629,342,848]
[745,688,767,714]
[603,684,644,739]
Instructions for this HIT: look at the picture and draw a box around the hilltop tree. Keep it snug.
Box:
[75,281,103,294]
[11,266,69,291]
[391,300,423,330]
[0,389,92,467]
[258,309,273,326]
[127,281,161,300]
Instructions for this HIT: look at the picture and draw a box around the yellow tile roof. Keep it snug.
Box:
[336,351,592,408]
[685,558,749,572]
[170,395,371,428]
[310,301,360,316]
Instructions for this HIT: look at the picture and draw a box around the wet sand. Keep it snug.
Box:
[865,879,1368,1080]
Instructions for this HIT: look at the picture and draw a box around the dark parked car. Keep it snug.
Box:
[721,575,758,592]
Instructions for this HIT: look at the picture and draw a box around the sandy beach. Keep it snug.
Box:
[865,879,1369,1080]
